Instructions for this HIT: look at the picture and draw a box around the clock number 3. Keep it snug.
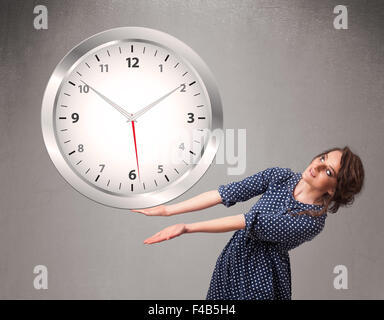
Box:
[187,113,194,123]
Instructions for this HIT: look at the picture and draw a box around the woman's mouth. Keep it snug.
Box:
[310,168,316,178]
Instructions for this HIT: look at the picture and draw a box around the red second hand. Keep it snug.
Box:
[131,120,140,181]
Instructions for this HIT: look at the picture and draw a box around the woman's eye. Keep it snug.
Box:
[326,169,332,177]
[320,156,325,162]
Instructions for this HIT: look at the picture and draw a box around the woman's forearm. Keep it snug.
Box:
[143,214,245,244]
[166,190,223,216]
[185,214,245,233]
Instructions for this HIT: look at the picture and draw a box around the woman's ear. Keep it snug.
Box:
[327,188,335,197]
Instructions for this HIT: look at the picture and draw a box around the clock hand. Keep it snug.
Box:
[131,120,141,182]
[126,84,182,122]
[80,80,136,122]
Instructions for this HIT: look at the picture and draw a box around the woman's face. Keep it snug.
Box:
[302,150,342,196]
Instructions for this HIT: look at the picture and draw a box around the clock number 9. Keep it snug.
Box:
[129,169,137,180]
[126,57,139,68]
[187,113,194,123]
[71,113,79,123]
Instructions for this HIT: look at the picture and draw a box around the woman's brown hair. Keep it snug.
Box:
[300,146,365,217]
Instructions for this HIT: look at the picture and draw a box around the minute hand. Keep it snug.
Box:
[127,85,181,122]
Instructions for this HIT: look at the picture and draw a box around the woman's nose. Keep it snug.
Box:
[314,163,326,171]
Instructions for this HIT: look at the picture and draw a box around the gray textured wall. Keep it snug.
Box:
[0,0,383,299]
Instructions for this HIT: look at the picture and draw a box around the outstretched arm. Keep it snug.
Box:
[133,167,286,216]
[143,214,245,244]
[131,190,223,216]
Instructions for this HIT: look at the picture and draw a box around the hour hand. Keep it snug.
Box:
[80,80,136,122]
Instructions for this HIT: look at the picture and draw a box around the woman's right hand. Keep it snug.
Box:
[130,204,169,216]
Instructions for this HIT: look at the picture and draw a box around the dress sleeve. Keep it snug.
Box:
[218,167,290,207]
[244,211,325,245]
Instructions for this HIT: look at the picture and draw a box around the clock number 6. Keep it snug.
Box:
[129,169,137,180]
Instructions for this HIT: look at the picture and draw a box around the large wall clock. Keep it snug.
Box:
[41,27,223,209]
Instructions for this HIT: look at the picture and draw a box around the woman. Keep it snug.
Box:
[131,146,364,300]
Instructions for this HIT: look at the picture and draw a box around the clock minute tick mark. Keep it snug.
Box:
[143,47,146,54]
[76,71,82,77]
[64,93,71,96]
[107,179,110,187]
[164,175,169,182]
[131,45,134,53]
[107,50,110,57]
[68,150,75,156]
[154,50,158,56]
[182,71,188,76]
[154,179,158,187]
[59,117,67,119]
[95,54,100,62]
[95,175,100,182]
[64,140,71,144]
[174,168,179,174]
[174,62,179,68]
[85,168,90,174]
[194,93,200,96]
[85,62,91,68]
[68,81,76,86]
[76,160,82,165]
[165,54,169,62]
[119,47,122,54]
[196,105,204,108]
[189,81,196,86]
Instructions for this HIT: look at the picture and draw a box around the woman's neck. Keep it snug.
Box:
[293,179,324,205]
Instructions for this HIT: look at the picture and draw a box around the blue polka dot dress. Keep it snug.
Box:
[206,167,326,300]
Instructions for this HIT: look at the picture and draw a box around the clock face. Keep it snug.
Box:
[42,27,222,209]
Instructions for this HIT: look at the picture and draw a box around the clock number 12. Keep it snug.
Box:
[126,57,139,68]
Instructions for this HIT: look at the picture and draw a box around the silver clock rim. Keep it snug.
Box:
[41,27,223,209]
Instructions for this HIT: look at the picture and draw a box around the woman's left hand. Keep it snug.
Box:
[144,223,187,244]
